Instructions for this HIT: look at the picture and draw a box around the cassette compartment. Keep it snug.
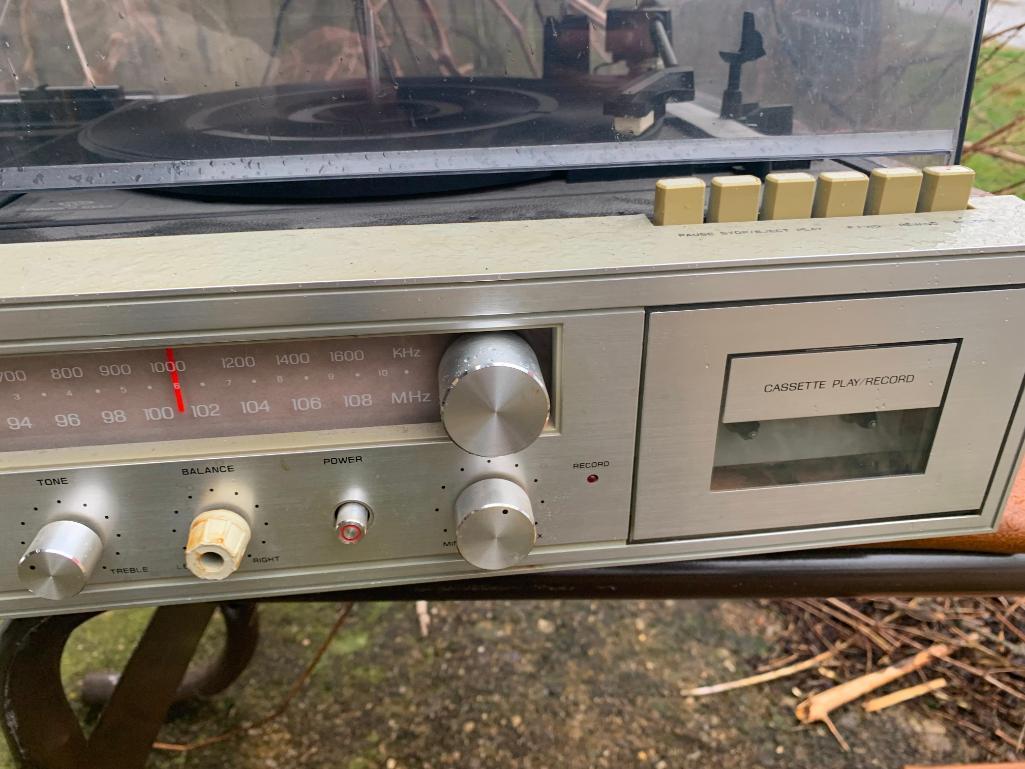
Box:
[632,291,1025,542]
[712,342,956,489]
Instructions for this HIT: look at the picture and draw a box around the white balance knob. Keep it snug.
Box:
[455,478,536,570]
[18,520,104,600]
[438,332,549,457]
[185,509,252,580]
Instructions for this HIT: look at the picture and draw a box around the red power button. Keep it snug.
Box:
[335,501,371,545]
[339,523,364,543]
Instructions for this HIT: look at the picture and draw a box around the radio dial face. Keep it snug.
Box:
[437,332,550,458]
[454,477,536,570]
[0,334,454,452]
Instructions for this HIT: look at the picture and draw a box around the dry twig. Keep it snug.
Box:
[971,145,1025,167]
[414,0,462,76]
[983,20,1025,44]
[416,600,431,637]
[863,678,948,713]
[795,642,954,724]
[681,643,846,697]
[963,115,1025,155]
[58,0,95,86]
[485,0,539,76]
[769,597,1025,759]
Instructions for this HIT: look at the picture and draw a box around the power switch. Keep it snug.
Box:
[335,502,372,544]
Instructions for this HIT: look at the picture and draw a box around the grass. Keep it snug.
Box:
[963,45,1025,196]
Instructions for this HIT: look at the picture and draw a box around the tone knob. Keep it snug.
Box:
[18,520,104,600]
[455,478,536,570]
[438,332,549,457]
[185,509,252,581]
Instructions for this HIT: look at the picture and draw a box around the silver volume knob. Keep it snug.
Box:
[438,332,550,457]
[455,478,536,570]
[18,520,104,600]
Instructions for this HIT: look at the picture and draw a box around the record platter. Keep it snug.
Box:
[79,79,605,160]
[65,74,699,195]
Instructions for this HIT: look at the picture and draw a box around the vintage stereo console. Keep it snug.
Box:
[0,0,1014,616]
[2,190,1025,616]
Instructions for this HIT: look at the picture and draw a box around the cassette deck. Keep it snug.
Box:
[2,191,1025,616]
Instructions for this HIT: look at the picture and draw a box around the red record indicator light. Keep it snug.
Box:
[586,474,599,484]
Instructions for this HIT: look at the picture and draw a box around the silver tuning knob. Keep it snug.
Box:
[455,478,536,570]
[438,332,549,457]
[18,520,104,600]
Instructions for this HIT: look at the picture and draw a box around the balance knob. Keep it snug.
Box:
[438,332,549,457]
[18,520,104,600]
[455,478,536,570]
[185,509,252,581]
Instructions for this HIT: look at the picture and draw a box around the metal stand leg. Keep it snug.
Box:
[0,602,258,769]
[0,612,95,769]
[80,602,259,707]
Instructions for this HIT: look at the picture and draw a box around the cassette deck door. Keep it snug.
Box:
[632,290,1025,542]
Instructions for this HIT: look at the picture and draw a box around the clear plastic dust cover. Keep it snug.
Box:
[0,0,985,191]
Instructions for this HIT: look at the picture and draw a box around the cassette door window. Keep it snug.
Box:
[632,291,1025,542]
[713,342,955,489]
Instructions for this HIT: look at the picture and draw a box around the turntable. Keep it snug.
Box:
[1,0,1022,619]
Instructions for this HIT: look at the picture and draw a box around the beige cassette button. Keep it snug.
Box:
[813,171,869,218]
[761,172,815,220]
[918,165,975,212]
[866,167,923,215]
[708,175,760,223]
[722,342,957,424]
[653,177,706,225]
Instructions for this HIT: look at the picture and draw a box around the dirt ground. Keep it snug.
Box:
[29,599,986,769]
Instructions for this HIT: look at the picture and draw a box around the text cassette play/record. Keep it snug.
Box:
[722,342,958,424]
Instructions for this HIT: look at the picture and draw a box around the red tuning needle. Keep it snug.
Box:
[165,347,186,412]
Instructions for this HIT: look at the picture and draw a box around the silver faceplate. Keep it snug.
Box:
[1,195,1025,617]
